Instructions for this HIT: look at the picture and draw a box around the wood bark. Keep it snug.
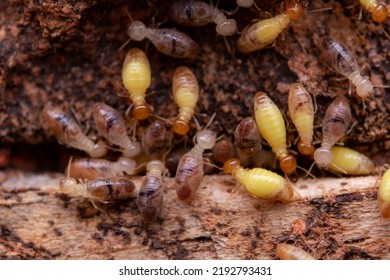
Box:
[1,172,389,260]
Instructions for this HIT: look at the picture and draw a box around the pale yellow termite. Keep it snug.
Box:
[360,0,389,23]
[42,104,107,158]
[237,0,306,52]
[137,160,166,223]
[122,48,152,120]
[378,168,390,218]
[126,20,199,59]
[93,103,141,157]
[234,117,262,167]
[66,157,137,180]
[288,83,315,156]
[276,244,316,260]
[175,129,217,201]
[326,146,374,175]
[314,96,352,169]
[254,92,297,176]
[60,177,136,202]
[172,66,200,136]
[170,0,237,36]
[321,37,374,99]
[223,158,294,202]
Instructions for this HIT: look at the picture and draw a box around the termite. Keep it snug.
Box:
[66,157,137,180]
[313,96,352,169]
[42,104,107,158]
[137,160,166,223]
[172,66,200,136]
[223,158,294,202]
[170,0,237,36]
[378,167,390,218]
[122,48,152,120]
[276,243,316,260]
[60,177,136,202]
[234,117,262,167]
[321,37,374,99]
[125,20,199,59]
[93,102,141,158]
[326,146,374,175]
[254,92,297,176]
[141,121,168,158]
[175,128,217,201]
[237,0,307,52]
[360,0,389,23]
[288,83,315,156]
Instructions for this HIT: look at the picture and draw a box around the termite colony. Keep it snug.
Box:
[39,0,388,257]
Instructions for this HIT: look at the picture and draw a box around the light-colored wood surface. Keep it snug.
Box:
[1,171,389,259]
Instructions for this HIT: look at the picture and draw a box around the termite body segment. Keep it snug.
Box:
[276,244,316,260]
[237,1,305,52]
[60,177,136,202]
[122,48,151,120]
[223,158,294,201]
[327,146,374,175]
[175,129,217,201]
[42,105,107,158]
[141,121,167,158]
[170,0,237,36]
[254,92,297,176]
[127,21,199,59]
[93,103,141,157]
[321,37,373,99]
[314,96,352,168]
[379,168,390,218]
[360,0,389,23]
[211,138,237,166]
[288,83,315,156]
[234,117,262,167]
[172,66,200,136]
[66,157,137,180]
[137,160,166,222]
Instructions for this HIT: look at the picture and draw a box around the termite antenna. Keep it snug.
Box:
[297,165,316,179]
[119,38,132,52]
[204,112,217,130]
[307,6,333,14]
[305,161,316,179]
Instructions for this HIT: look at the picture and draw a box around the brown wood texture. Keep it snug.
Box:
[1,171,389,260]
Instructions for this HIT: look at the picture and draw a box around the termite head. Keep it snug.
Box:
[123,142,141,158]
[147,160,165,173]
[356,77,374,99]
[371,4,388,23]
[297,141,315,156]
[196,129,217,150]
[314,147,332,168]
[133,104,150,120]
[172,119,190,136]
[118,157,137,174]
[279,154,297,175]
[90,140,108,158]
[286,0,306,20]
[222,158,241,175]
[237,0,253,8]
[216,19,237,36]
[59,178,77,196]
[127,20,147,41]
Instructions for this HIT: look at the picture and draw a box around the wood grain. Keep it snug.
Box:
[1,171,389,260]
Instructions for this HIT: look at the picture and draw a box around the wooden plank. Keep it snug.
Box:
[1,171,389,259]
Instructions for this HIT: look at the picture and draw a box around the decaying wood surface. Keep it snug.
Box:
[1,171,389,260]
